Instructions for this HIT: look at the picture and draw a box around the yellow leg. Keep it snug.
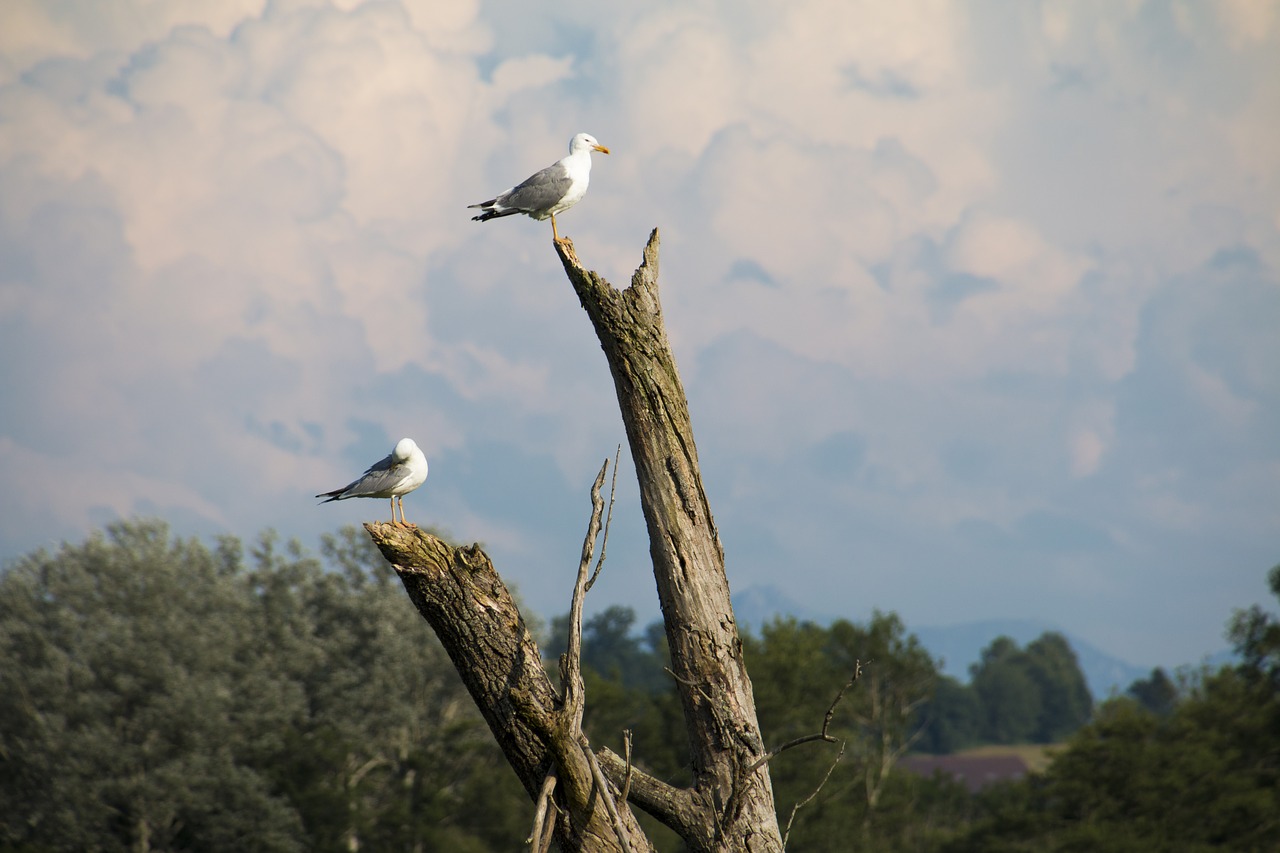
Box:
[551,215,560,242]
[398,496,406,526]
[389,497,396,524]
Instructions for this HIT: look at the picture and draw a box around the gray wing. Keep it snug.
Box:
[317,452,401,501]
[340,462,412,498]
[498,162,573,212]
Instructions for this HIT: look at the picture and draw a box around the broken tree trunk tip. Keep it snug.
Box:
[363,521,403,551]
[361,523,491,580]
[553,226,661,280]
[362,521,430,551]
[362,520,431,535]
[362,521,477,551]
[554,235,582,268]
[631,228,660,284]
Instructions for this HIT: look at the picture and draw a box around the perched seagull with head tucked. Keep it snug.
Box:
[316,437,428,527]
[469,132,611,241]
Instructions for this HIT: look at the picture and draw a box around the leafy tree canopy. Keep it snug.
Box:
[947,563,1280,852]
[0,520,528,853]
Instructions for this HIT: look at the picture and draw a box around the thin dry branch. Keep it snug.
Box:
[347,755,389,790]
[620,729,634,806]
[537,804,558,853]
[782,740,846,850]
[583,737,635,853]
[553,458,642,853]
[747,660,864,777]
[561,458,610,727]
[527,771,558,847]
[586,444,623,593]
[596,748,700,840]
[767,663,864,849]
[719,663,866,840]
[663,666,714,703]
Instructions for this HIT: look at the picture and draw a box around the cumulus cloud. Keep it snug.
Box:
[1,0,1277,668]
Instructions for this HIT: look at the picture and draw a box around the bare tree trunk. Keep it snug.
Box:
[366,230,784,852]
[555,231,783,851]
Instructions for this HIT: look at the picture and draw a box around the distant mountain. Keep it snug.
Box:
[730,585,1160,699]
[732,584,832,632]
[911,620,1152,699]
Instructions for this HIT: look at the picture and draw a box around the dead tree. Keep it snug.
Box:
[365,230,785,851]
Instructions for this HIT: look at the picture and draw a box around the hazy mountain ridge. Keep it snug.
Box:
[730,584,1225,699]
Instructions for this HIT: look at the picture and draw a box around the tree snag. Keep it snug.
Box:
[366,229,785,851]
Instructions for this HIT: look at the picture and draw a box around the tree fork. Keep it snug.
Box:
[366,230,785,851]
[363,523,655,852]
[555,230,784,851]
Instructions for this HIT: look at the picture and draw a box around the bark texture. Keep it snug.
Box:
[365,230,784,851]
[555,231,784,851]
[364,524,655,852]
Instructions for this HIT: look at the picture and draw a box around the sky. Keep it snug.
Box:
[1,0,1278,673]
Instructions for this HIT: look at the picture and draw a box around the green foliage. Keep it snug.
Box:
[549,604,674,694]
[913,631,1093,753]
[1124,667,1178,716]
[745,613,974,852]
[970,637,1042,744]
[545,605,687,849]
[947,564,1280,852]
[566,607,1102,851]
[7,521,1273,852]
[1227,563,1280,688]
[569,608,977,851]
[966,632,1093,745]
[1024,632,1094,742]
[0,520,528,852]
[915,675,981,754]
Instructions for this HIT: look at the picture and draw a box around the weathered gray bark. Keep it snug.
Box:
[364,525,655,852]
[366,229,784,851]
[555,231,784,851]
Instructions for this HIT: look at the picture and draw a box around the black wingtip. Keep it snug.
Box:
[471,208,521,223]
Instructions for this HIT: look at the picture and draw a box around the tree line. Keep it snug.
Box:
[2,521,1276,850]
[0,521,531,852]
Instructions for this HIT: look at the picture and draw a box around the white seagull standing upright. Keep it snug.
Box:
[316,437,429,527]
[469,132,611,241]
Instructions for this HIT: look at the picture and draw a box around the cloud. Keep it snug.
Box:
[1216,0,1280,48]
[0,1,267,69]
[1,0,1277,670]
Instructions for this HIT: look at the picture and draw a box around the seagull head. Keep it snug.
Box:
[570,133,610,156]
[393,437,419,461]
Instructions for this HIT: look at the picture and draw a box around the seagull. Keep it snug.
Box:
[469,132,611,241]
[316,437,429,527]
